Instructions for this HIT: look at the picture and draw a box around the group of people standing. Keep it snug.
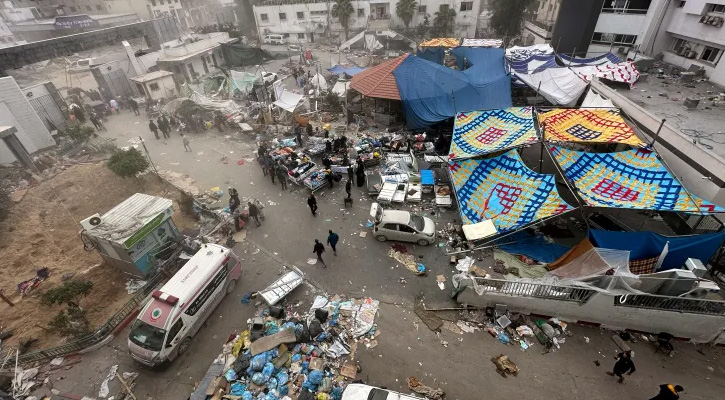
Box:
[257,144,290,191]
[149,115,174,139]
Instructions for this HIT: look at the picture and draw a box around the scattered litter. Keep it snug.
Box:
[98,364,118,398]
[359,231,367,238]
[456,321,477,334]
[407,376,444,400]
[491,354,519,377]
[307,258,318,265]
[436,275,446,290]
[49,357,65,367]
[455,256,474,272]
[251,249,260,255]
[125,279,147,294]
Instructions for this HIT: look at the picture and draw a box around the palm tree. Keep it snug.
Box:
[433,6,456,37]
[395,0,418,31]
[332,0,355,40]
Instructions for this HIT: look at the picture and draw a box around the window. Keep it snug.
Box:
[85,5,92,11]
[260,13,268,21]
[150,0,156,6]
[677,1,686,7]
[297,11,304,19]
[149,82,160,91]
[439,4,449,12]
[671,38,690,54]
[399,225,416,233]
[297,33,305,39]
[311,10,327,16]
[358,8,365,17]
[159,0,164,5]
[279,12,287,21]
[69,6,76,12]
[700,46,722,63]
[176,0,179,2]
[418,5,426,13]
[591,32,636,45]
[96,5,102,10]
[185,263,229,316]
[165,319,184,347]
[710,4,725,13]
[382,223,397,230]
[460,2,473,11]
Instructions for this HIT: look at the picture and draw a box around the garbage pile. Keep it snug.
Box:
[195,295,380,400]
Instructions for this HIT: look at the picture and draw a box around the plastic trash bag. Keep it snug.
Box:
[230,382,247,396]
[252,372,269,385]
[225,369,238,381]
[308,370,323,385]
[242,391,253,400]
[267,378,278,391]
[276,371,289,385]
[262,362,275,381]
[251,353,268,371]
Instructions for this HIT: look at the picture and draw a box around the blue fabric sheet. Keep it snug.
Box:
[588,229,725,271]
[393,50,512,130]
[498,232,570,263]
[507,54,559,73]
[417,47,445,65]
[420,170,434,185]
[327,65,365,76]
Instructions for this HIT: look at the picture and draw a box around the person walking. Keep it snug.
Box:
[277,165,288,190]
[327,230,339,256]
[326,170,334,189]
[109,98,119,114]
[129,98,140,115]
[313,239,326,267]
[248,201,261,226]
[347,165,354,185]
[307,193,318,217]
[182,134,192,152]
[157,117,169,139]
[345,179,352,199]
[89,113,103,131]
[606,350,635,383]
[648,384,684,400]
[149,120,159,139]
[269,160,276,184]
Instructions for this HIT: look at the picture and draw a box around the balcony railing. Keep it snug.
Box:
[601,7,649,15]
[463,278,597,304]
[614,294,725,316]
[525,18,554,33]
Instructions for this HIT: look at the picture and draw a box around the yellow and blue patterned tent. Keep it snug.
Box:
[449,107,538,160]
[551,146,724,213]
[449,150,574,233]
[539,108,645,147]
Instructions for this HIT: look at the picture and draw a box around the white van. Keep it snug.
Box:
[264,34,286,45]
[128,244,241,367]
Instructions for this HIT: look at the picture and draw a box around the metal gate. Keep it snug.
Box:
[29,93,67,131]
[104,69,134,98]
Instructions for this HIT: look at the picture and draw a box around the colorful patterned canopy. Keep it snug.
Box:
[550,146,725,213]
[449,150,574,233]
[419,38,461,47]
[539,108,645,146]
[449,107,538,160]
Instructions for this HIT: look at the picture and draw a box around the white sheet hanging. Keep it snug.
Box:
[514,67,588,106]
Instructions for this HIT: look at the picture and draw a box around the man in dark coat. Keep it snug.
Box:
[248,201,261,226]
[277,165,288,190]
[327,230,339,256]
[313,239,326,267]
[345,179,352,199]
[149,120,159,139]
[606,351,635,383]
[307,193,317,217]
[649,384,683,400]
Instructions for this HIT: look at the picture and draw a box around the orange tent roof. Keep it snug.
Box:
[350,54,409,100]
[419,38,461,47]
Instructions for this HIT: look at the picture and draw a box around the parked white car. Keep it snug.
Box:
[263,34,286,45]
[287,44,302,52]
[370,203,436,246]
[263,72,278,84]
[341,384,420,400]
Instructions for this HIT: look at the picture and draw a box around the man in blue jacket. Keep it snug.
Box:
[327,230,339,256]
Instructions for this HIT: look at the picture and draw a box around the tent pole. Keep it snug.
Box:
[543,144,585,208]
[656,150,705,215]
[650,118,666,146]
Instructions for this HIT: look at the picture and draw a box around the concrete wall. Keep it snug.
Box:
[0,77,55,164]
[457,286,725,343]
[595,12,648,36]
[106,0,152,20]
[21,81,67,132]
[135,75,176,100]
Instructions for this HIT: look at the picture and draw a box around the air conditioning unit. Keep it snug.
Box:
[80,213,102,231]
[713,16,724,27]
[684,258,707,278]
[685,50,697,59]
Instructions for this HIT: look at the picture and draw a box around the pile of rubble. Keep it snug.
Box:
[193,295,380,400]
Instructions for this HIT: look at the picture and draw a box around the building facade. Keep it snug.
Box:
[156,32,235,84]
[251,0,481,44]
[653,0,725,86]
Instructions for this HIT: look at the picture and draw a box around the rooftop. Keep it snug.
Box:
[8,13,139,27]
[616,74,725,160]
[131,70,174,83]
[87,193,174,245]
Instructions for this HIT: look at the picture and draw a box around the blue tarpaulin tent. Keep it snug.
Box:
[393,49,511,129]
[417,47,445,65]
[588,229,725,271]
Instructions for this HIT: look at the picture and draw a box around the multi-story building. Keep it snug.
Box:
[251,0,480,44]
[648,0,725,86]
[523,0,669,57]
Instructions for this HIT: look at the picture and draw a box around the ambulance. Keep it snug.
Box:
[128,243,241,367]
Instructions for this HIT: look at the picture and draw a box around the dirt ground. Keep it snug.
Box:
[0,163,197,351]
